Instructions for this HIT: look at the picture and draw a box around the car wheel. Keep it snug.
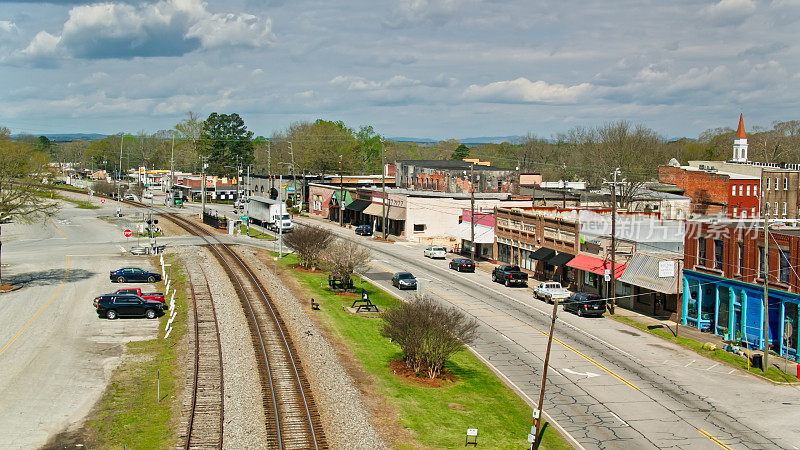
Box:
[147,276,155,283]
[505,279,510,287]
[456,266,461,272]
[116,276,125,283]
[106,309,118,320]
[145,309,156,319]
[578,309,584,317]
[492,274,497,282]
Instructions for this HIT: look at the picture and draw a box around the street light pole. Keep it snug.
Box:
[339,155,344,227]
[763,201,770,371]
[470,162,476,262]
[382,144,387,240]
[609,167,620,315]
[200,156,208,217]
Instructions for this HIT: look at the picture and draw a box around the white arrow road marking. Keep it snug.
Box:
[563,368,600,378]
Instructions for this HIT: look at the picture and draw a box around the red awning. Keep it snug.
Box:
[566,254,626,279]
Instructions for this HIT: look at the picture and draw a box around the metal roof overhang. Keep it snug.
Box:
[345,199,371,212]
[546,252,575,267]
[567,254,627,279]
[530,247,556,261]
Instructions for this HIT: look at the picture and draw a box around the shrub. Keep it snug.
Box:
[282,225,335,268]
[320,239,371,284]
[381,294,478,379]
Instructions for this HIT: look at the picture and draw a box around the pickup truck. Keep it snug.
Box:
[533,281,572,303]
[491,265,528,287]
[110,288,166,306]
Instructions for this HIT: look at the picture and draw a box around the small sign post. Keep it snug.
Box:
[465,428,478,446]
[123,229,132,238]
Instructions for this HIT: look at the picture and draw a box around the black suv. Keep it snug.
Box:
[563,292,605,317]
[94,294,164,320]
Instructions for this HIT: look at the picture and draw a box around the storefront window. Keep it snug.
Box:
[785,302,798,353]
[687,279,699,320]
[498,243,511,264]
[717,287,730,333]
[702,283,716,328]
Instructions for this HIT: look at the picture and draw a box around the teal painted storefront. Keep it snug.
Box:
[682,269,800,360]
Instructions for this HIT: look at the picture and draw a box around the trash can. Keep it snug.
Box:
[751,353,763,371]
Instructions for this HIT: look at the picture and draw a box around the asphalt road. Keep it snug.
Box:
[0,197,162,448]
[294,216,800,450]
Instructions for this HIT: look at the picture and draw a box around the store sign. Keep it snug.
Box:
[658,260,675,278]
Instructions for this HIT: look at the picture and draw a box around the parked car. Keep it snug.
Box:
[563,292,605,317]
[109,288,166,306]
[491,265,528,287]
[123,193,137,201]
[423,246,447,259]
[94,293,164,320]
[355,225,373,236]
[109,267,162,283]
[533,281,572,303]
[391,272,418,290]
[142,191,153,199]
[449,257,475,272]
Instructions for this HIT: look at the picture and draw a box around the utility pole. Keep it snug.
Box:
[169,132,175,199]
[117,133,124,214]
[531,298,559,449]
[279,174,283,258]
[288,141,297,203]
[609,168,620,315]
[246,165,250,236]
[200,156,208,217]
[339,155,344,227]
[470,162,476,262]
[267,139,272,190]
[763,200,770,371]
[561,163,566,208]
[382,143,387,240]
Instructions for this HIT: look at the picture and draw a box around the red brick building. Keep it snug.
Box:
[658,165,759,218]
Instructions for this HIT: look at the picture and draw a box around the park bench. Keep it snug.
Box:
[328,275,353,290]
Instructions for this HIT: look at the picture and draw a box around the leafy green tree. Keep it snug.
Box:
[0,138,58,284]
[355,125,382,173]
[450,143,470,160]
[34,136,52,154]
[200,112,254,177]
[174,111,203,172]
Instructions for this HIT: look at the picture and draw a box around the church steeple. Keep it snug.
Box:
[732,113,748,162]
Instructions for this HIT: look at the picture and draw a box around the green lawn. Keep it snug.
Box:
[274,253,570,449]
[238,224,276,240]
[612,315,798,383]
[84,255,188,448]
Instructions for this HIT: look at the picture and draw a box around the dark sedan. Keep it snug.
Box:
[109,267,161,283]
[391,272,417,290]
[95,294,164,320]
[563,292,606,317]
[449,258,475,272]
[355,225,373,236]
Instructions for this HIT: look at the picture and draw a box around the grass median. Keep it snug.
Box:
[611,315,798,383]
[272,252,571,449]
[81,255,187,449]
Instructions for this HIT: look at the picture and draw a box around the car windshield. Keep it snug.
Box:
[281,214,290,220]
[398,273,414,279]
[433,247,446,252]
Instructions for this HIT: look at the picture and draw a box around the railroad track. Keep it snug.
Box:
[161,211,327,449]
[180,267,224,449]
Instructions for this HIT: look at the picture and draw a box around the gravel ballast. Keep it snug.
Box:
[177,246,268,449]
[236,247,387,450]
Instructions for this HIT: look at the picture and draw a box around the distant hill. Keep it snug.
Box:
[388,135,523,145]
[11,133,108,142]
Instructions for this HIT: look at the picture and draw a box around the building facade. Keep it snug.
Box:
[658,165,759,218]
[394,159,517,194]
[683,220,800,358]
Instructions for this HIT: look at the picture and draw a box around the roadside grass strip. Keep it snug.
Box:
[611,315,798,383]
[272,253,571,449]
[83,254,188,449]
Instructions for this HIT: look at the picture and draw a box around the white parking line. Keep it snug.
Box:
[608,411,630,427]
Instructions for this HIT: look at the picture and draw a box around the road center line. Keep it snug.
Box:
[0,256,70,358]
[696,428,734,449]
[46,217,68,239]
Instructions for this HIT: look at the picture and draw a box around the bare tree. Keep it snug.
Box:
[0,138,59,284]
[320,239,371,284]
[381,294,478,379]
[282,225,335,268]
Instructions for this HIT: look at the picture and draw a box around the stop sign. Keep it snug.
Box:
[101,199,106,204]
[123,229,132,238]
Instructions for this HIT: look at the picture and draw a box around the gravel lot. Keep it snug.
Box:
[176,246,268,449]
[236,247,387,450]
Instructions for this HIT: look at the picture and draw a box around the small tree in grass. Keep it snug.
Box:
[321,239,371,285]
[381,294,478,379]
[282,225,334,268]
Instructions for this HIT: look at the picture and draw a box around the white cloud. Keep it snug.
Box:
[702,0,756,26]
[0,21,17,33]
[385,0,474,27]
[16,0,273,65]
[330,75,421,91]
[462,78,592,104]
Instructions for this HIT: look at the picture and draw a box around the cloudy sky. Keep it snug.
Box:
[0,0,798,140]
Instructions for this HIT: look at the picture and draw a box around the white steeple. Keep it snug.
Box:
[732,113,748,162]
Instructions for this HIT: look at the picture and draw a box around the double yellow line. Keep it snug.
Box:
[696,428,734,449]
[0,256,70,358]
